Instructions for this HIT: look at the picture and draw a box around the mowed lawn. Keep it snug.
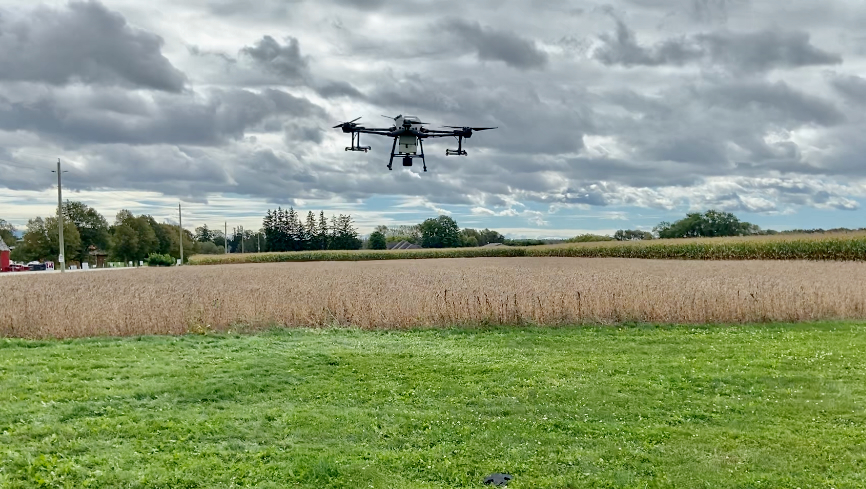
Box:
[1,324,865,488]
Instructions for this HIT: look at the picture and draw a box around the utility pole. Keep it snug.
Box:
[225,221,228,254]
[178,202,183,265]
[240,226,245,253]
[257,232,260,253]
[52,159,68,273]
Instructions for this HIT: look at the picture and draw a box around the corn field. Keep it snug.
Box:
[3,257,866,339]
[189,234,866,265]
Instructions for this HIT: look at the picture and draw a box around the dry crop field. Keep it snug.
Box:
[190,232,866,265]
[3,257,866,339]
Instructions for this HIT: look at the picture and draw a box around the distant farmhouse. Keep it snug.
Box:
[387,240,422,250]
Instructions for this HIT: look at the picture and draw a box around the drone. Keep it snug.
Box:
[333,114,496,171]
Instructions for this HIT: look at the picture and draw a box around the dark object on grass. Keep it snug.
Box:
[483,473,513,486]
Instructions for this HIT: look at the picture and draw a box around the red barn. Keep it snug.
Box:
[0,237,9,272]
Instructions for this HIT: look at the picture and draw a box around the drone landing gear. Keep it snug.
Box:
[420,138,427,172]
[387,137,427,171]
[345,132,371,152]
[446,136,468,156]
[387,137,397,170]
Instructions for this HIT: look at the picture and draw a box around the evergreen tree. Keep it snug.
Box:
[276,207,287,252]
[263,210,275,252]
[331,214,362,250]
[329,215,339,249]
[287,207,300,251]
[318,211,329,250]
[195,224,214,243]
[305,211,318,250]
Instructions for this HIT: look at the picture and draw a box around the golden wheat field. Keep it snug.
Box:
[0,258,866,338]
[3,257,866,339]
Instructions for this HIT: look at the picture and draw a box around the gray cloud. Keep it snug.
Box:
[593,18,842,72]
[440,19,548,70]
[239,35,309,80]
[702,80,845,126]
[188,35,366,99]
[1,0,866,226]
[830,74,866,105]
[0,1,187,91]
[0,87,327,146]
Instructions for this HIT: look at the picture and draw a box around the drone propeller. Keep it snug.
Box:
[332,116,362,129]
[444,126,497,131]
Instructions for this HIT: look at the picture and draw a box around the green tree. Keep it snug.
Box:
[654,210,759,239]
[0,218,15,245]
[305,211,319,250]
[460,228,482,247]
[143,216,171,255]
[109,210,158,262]
[480,228,505,246]
[614,229,654,241]
[566,234,615,243]
[330,214,362,250]
[12,216,81,263]
[195,224,214,243]
[110,222,139,263]
[160,223,196,263]
[368,230,387,249]
[376,224,422,245]
[62,201,110,264]
[419,216,461,248]
[12,217,51,262]
[318,211,329,250]
[195,241,224,255]
[212,231,226,251]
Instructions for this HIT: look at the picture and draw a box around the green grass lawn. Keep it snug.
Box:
[2,324,865,488]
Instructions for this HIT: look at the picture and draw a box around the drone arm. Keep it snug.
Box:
[419,131,461,138]
[353,128,396,135]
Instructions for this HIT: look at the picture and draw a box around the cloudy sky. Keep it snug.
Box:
[2,0,866,237]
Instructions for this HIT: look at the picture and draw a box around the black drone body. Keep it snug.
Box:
[333,114,496,171]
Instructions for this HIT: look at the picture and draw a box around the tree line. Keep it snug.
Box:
[366,216,508,249]
[4,201,207,266]
[4,205,863,266]
[258,208,362,252]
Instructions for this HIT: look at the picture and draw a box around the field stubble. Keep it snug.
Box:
[3,257,866,339]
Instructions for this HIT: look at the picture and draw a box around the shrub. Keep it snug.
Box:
[147,253,176,267]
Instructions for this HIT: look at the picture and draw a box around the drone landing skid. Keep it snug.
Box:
[446,135,468,156]
[346,132,371,152]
